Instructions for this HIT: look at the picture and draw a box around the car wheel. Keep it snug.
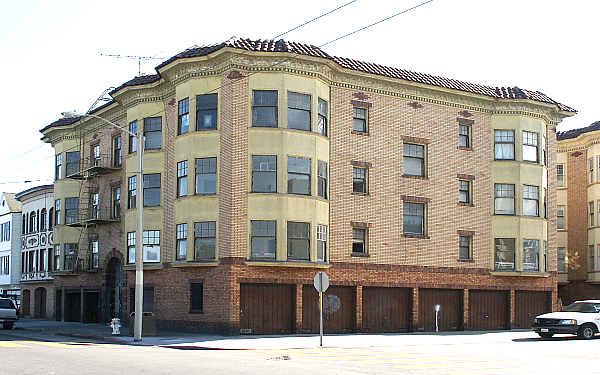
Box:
[538,332,554,339]
[578,324,596,340]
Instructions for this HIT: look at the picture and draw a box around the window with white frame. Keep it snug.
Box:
[178,97,189,135]
[90,240,99,269]
[558,247,567,273]
[252,156,276,193]
[176,223,187,261]
[591,158,595,184]
[317,99,328,136]
[523,239,540,271]
[494,130,515,160]
[177,161,188,197]
[127,232,135,264]
[459,235,472,260]
[54,245,60,271]
[494,184,515,215]
[143,230,160,263]
[352,227,367,254]
[557,164,564,187]
[288,92,311,131]
[557,205,565,229]
[403,143,426,177]
[590,245,596,272]
[403,202,425,235]
[522,185,539,217]
[591,202,595,227]
[522,131,538,162]
[317,225,327,262]
[318,161,327,199]
[287,222,310,260]
[458,124,470,148]
[494,238,515,271]
[250,221,276,260]
[195,158,217,195]
[194,222,216,260]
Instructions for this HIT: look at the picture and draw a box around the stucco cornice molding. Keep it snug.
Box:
[558,136,600,153]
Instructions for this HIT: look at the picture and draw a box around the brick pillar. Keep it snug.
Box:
[463,289,470,330]
[61,287,65,322]
[411,287,419,331]
[295,284,303,333]
[80,288,84,322]
[355,285,363,331]
[509,289,516,328]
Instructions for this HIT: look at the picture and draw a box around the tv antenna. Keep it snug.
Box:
[100,53,165,76]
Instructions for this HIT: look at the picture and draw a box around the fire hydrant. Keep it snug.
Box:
[110,318,121,335]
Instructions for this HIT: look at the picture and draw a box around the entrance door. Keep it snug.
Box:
[65,291,81,322]
[34,287,47,318]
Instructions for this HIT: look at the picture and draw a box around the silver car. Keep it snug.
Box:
[0,297,18,329]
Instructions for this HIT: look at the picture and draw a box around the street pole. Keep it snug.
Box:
[133,131,144,342]
[319,273,323,347]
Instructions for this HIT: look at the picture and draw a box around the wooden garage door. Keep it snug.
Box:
[303,286,355,333]
[419,289,463,331]
[240,284,295,335]
[363,287,411,333]
[515,291,551,328]
[469,290,509,330]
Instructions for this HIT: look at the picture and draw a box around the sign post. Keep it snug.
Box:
[313,271,329,347]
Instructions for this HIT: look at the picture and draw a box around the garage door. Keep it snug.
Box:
[303,286,355,333]
[240,284,295,335]
[469,290,509,330]
[362,287,411,333]
[515,291,551,328]
[419,289,463,331]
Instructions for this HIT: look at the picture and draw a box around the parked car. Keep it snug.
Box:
[0,297,18,329]
[532,300,600,339]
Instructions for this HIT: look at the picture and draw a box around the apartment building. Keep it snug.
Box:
[40,38,574,333]
[556,121,600,304]
[0,192,22,301]
[15,185,55,318]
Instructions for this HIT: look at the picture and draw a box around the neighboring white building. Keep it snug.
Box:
[15,185,54,317]
[0,192,22,299]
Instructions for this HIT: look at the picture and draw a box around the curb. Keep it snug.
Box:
[55,332,138,345]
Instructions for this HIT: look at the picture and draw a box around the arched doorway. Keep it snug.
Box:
[105,257,123,322]
[21,289,31,317]
[34,287,47,318]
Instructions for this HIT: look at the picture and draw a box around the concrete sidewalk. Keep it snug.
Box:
[9,318,538,349]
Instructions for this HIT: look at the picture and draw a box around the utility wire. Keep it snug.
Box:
[272,0,358,40]
[204,0,435,95]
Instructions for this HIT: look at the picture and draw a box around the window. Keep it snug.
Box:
[494,238,515,271]
[127,232,135,264]
[129,287,154,313]
[55,199,61,225]
[55,154,62,180]
[287,222,310,260]
[352,228,367,254]
[112,187,120,219]
[522,185,539,216]
[458,124,470,148]
[591,202,596,227]
[403,143,425,177]
[353,107,367,133]
[144,117,162,150]
[143,174,161,207]
[318,161,327,199]
[288,92,311,131]
[129,120,138,153]
[317,99,328,136]
[143,230,160,263]
[543,241,548,272]
[251,221,276,259]
[90,192,99,219]
[113,136,122,167]
[523,239,539,271]
[91,144,100,167]
[177,161,188,197]
[64,243,77,271]
[543,188,548,219]
[1,256,8,275]
[522,131,538,162]
[40,209,46,231]
[49,208,54,230]
[128,176,136,209]
[403,202,425,235]
[65,197,78,224]
[288,157,311,195]
[317,225,327,262]
[190,283,203,313]
[1,222,10,241]
[557,164,564,187]
[65,151,80,176]
[542,136,547,166]
[252,90,278,127]
[459,235,472,260]
[494,130,514,160]
[590,245,596,272]
[353,167,367,194]
[176,223,188,261]
[90,240,99,269]
[591,158,595,184]
[558,247,566,273]
[459,180,471,204]
[252,156,276,193]
[196,94,218,130]
[557,205,565,229]
[195,157,217,195]
[494,184,515,215]
[194,222,216,260]
[178,98,189,135]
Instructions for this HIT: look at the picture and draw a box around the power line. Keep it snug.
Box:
[0,178,52,185]
[204,0,435,95]
[272,0,358,40]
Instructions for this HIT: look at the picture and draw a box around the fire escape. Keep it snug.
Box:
[63,146,121,274]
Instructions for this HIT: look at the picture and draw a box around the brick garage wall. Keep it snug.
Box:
[559,281,600,305]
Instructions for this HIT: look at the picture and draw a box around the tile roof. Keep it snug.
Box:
[40,115,82,133]
[557,121,600,141]
[42,37,575,132]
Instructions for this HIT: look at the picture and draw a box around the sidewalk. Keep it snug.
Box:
[10,318,537,349]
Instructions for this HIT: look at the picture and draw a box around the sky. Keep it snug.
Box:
[1,0,597,193]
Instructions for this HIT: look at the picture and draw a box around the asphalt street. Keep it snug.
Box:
[2,330,600,375]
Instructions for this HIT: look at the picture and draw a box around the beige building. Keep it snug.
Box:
[41,38,574,333]
[556,122,600,303]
